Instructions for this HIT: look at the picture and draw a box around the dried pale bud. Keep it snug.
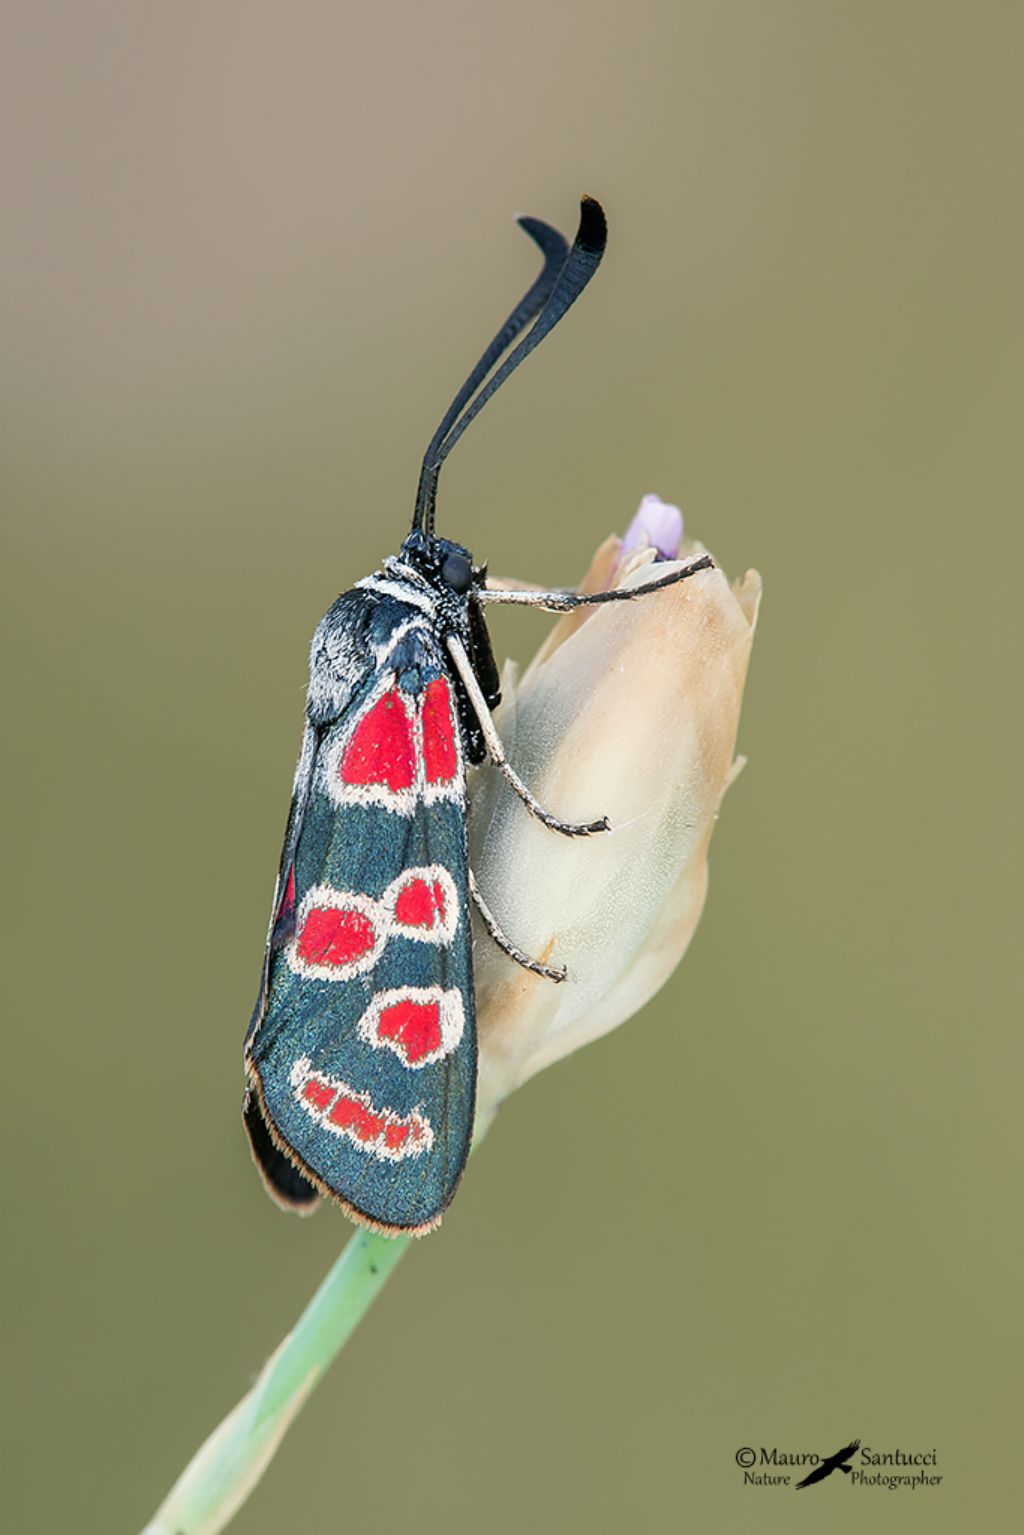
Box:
[469,497,761,1119]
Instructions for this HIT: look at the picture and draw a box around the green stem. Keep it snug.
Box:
[141,1115,494,1535]
[141,1228,409,1535]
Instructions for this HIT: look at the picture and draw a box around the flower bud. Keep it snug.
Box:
[469,500,760,1117]
[620,493,684,561]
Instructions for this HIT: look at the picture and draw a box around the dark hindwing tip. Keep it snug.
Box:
[246,1070,459,1237]
[242,1088,319,1214]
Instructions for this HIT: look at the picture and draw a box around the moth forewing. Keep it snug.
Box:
[245,593,477,1234]
[243,198,613,1232]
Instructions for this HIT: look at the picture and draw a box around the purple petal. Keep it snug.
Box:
[621,494,684,562]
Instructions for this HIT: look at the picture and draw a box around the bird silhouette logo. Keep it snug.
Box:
[795,1439,861,1489]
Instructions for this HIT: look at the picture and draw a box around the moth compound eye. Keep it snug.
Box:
[441,551,472,593]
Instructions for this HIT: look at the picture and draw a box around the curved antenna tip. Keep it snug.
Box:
[413,197,605,536]
[578,195,608,252]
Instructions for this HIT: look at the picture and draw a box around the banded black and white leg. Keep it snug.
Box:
[453,553,715,979]
[446,634,609,838]
[449,553,715,836]
[468,871,566,983]
[478,552,714,613]
[448,631,597,982]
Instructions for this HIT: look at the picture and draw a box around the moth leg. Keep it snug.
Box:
[479,553,714,612]
[482,574,549,592]
[446,634,609,837]
[470,871,567,982]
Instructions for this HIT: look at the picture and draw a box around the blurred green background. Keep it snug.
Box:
[3,4,1021,1531]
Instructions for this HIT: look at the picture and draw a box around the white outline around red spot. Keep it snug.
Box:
[289,1056,434,1162]
[286,885,386,982]
[383,865,459,946]
[321,675,420,817]
[320,665,464,818]
[285,864,461,983]
[355,985,465,1069]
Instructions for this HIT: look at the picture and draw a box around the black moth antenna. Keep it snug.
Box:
[412,196,608,539]
[412,216,568,532]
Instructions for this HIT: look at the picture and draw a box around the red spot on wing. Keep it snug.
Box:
[293,1062,432,1158]
[422,676,458,784]
[376,997,443,1065]
[328,1094,386,1143]
[297,905,377,967]
[394,876,447,929]
[277,865,296,923]
[340,691,415,791]
[303,1079,336,1112]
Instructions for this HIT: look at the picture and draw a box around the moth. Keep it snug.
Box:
[243,197,712,1234]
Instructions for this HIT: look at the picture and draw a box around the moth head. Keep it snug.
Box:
[400,532,480,596]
